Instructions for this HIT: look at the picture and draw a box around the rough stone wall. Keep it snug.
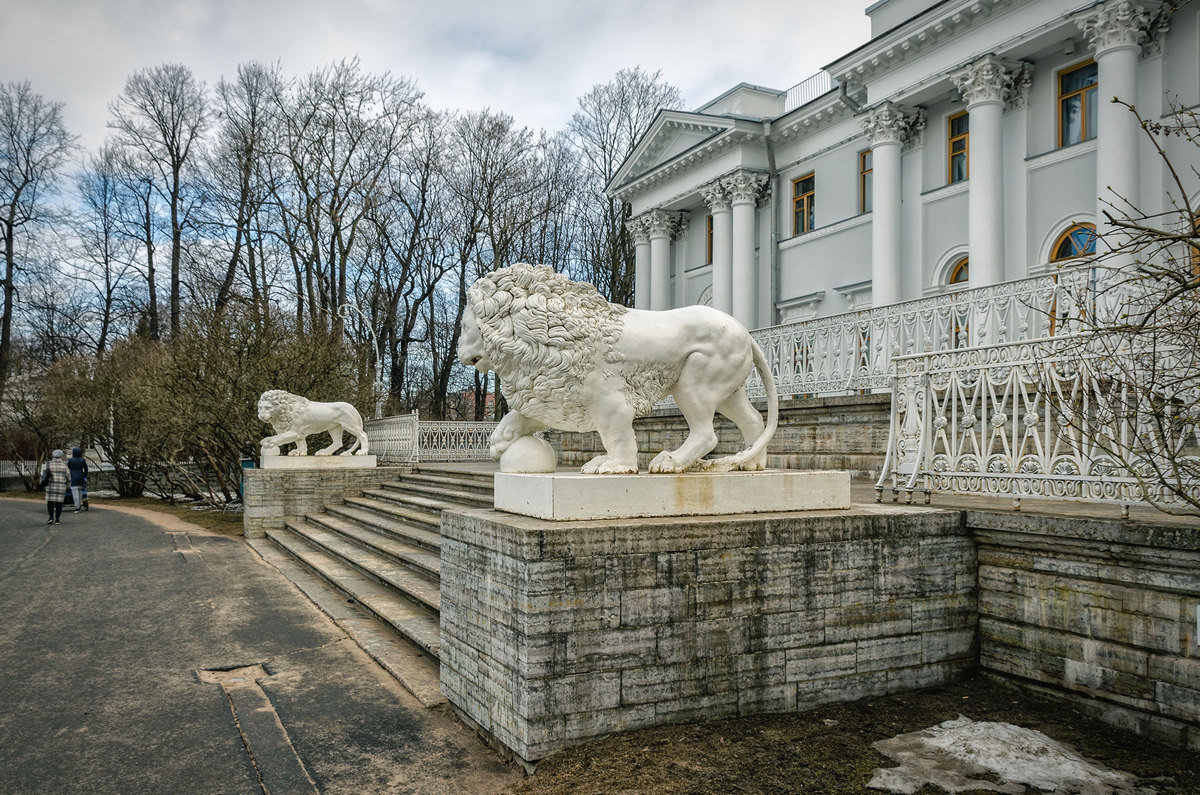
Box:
[242,466,410,538]
[542,394,891,476]
[439,505,976,762]
[972,511,1200,750]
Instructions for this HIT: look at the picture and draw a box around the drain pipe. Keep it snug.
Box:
[764,118,780,326]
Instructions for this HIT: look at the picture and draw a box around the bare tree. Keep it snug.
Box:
[568,67,683,304]
[0,81,76,396]
[1050,99,1200,514]
[108,63,208,338]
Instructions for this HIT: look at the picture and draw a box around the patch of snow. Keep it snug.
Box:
[868,716,1152,794]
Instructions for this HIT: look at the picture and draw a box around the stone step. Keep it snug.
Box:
[348,493,442,532]
[410,467,496,490]
[323,503,442,554]
[247,537,444,707]
[305,511,441,580]
[283,518,441,615]
[265,526,442,661]
[368,487,462,515]
[377,480,493,509]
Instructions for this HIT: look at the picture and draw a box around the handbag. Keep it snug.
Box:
[39,466,49,490]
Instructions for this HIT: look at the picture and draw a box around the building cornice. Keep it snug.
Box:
[610,123,767,203]
[827,0,1021,86]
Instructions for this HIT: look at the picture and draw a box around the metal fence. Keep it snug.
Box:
[876,334,1200,514]
[363,413,496,464]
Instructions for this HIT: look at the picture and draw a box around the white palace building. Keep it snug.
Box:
[613,0,1194,324]
[608,0,1200,509]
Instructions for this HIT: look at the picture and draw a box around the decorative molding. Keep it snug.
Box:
[777,291,826,323]
[673,211,690,241]
[625,215,651,245]
[779,212,872,249]
[612,126,767,203]
[722,169,770,205]
[701,180,732,213]
[920,179,970,205]
[828,0,1017,86]
[859,102,925,148]
[835,280,874,311]
[1024,137,1098,172]
[1075,0,1167,58]
[645,209,676,239]
[949,55,1033,111]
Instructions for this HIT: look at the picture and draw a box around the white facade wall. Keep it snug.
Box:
[610,0,1200,330]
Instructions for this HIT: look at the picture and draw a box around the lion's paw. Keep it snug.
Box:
[649,452,692,474]
[354,450,367,456]
[597,463,638,475]
[287,450,304,457]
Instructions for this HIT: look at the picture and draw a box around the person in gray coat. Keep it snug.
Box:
[66,447,89,512]
[40,449,70,525]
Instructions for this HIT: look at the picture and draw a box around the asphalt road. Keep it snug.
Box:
[0,497,517,794]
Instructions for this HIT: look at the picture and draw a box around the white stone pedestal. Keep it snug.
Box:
[494,469,851,521]
[260,455,377,469]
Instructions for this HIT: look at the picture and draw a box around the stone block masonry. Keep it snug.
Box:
[439,504,975,763]
[972,511,1200,750]
[242,465,411,538]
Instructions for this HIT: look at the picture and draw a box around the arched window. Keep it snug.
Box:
[949,257,969,284]
[1051,223,1096,261]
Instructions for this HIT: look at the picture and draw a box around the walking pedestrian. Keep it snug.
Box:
[67,447,89,513]
[39,449,69,525]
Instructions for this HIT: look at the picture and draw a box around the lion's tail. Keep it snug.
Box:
[703,338,779,472]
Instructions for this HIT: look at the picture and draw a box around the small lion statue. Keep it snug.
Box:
[257,390,370,457]
[457,263,778,474]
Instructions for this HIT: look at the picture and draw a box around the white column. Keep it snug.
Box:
[703,181,733,315]
[673,213,690,309]
[627,215,651,310]
[951,55,1018,288]
[1078,1,1163,256]
[646,209,674,311]
[860,103,920,307]
[725,170,767,329]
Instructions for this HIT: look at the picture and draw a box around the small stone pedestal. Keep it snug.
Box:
[260,454,377,469]
[439,502,976,764]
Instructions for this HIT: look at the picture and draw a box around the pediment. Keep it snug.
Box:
[609,111,733,191]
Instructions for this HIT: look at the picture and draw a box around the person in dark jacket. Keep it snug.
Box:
[40,449,69,525]
[66,446,89,513]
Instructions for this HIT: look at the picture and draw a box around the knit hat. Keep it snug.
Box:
[51,449,64,459]
[72,447,82,457]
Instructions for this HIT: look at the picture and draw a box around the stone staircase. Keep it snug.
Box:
[250,466,495,707]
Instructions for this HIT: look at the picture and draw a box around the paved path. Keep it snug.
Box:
[0,497,518,794]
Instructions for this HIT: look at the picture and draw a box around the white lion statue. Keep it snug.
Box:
[257,390,370,457]
[457,263,778,474]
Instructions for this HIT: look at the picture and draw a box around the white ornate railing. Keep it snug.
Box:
[744,265,1094,399]
[364,413,497,463]
[418,420,497,462]
[364,413,420,464]
[875,335,1200,514]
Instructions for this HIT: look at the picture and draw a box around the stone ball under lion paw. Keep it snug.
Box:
[500,435,557,473]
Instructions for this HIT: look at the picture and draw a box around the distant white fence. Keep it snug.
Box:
[364,413,496,464]
[746,265,1093,399]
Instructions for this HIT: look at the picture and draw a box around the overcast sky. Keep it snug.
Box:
[4,0,872,155]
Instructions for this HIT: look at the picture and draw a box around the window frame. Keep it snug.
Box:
[706,214,714,264]
[948,110,969,184]
[859,150,873,214]
[1050,222,1097,262]
[792,172,815,236]
[1057,59,1098,148]
[949,256,970,285]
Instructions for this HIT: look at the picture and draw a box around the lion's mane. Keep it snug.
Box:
[466,264,626,431]
[258,390,310,432]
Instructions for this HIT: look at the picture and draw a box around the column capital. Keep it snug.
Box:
[950,55,1032,110]
[721,170,770,205]
[859,102,926,149]
[701,180,731,213]
[644,208,675,239]
[625,214,651,245]
[1075,0,1168,58]
[674,211,690,240]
